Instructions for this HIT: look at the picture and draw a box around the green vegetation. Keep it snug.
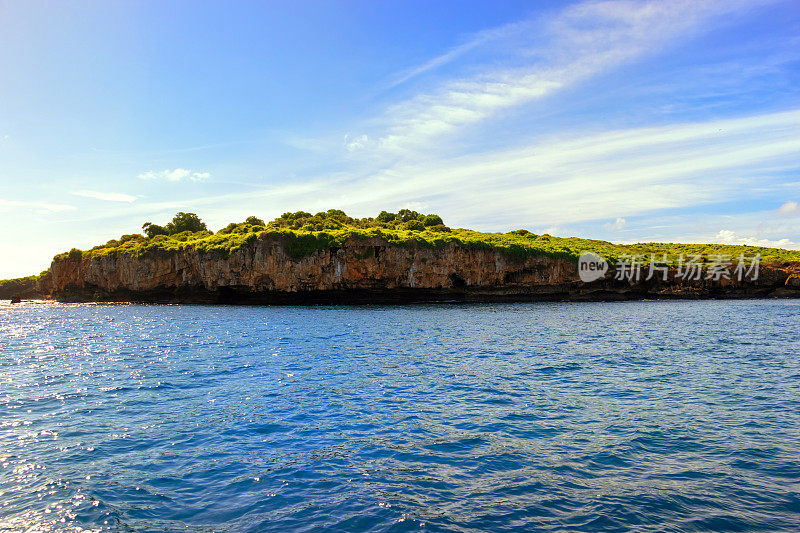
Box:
[142,211,208,238]
[0,274,41,288]
[48,209,800,265]
[0,271,49,298]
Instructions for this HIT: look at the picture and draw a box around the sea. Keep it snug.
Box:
[1,300,799,532]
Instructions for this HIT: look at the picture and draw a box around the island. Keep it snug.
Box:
[2,210,799,304]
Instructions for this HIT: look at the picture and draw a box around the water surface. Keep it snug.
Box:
[1,300,799,531]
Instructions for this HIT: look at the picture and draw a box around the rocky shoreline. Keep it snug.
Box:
[5,233,799,304]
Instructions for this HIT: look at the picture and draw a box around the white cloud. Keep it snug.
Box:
[344,134,369,152]
[72,190,138,203]
[353,109,800,228]
[350,0,771,154]
[381,19,531,90]
[46,0,796,251]
[778,201,800,215]
[156,108,799,235]
[539,225,563,236]
[399,201,430,213]
[0,198,76,213]
[713,229,800,249]
[138,168,210,182]
[605,218,627,231]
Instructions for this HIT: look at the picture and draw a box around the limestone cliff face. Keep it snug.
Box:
[48,235,576,302]
[46,234,800,303]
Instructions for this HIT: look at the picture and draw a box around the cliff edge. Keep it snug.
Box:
[7,209,800,304]
[45,233,800,304]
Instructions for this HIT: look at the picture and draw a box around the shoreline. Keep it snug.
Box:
[6,233,800,306]
[7,284,799,306]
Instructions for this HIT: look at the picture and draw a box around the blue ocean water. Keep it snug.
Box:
[1,300,799,532]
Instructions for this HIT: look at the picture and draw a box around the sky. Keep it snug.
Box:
[0,0,798,278]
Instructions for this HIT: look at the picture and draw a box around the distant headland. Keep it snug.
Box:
[2,210,799,304]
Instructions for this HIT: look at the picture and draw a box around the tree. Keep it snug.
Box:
[142,222,169,238]
[423,214,444,227]
[143,212,207,238]
[165,212,207,234]
[244,216,265,226]
[405,220,424,231]
[376,211,396,223]
[119,234,145,244]
[397,209,422,222]
[282,211,312,220]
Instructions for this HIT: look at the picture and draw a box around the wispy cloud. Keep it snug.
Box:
[619,206,800,250]
[350,0,773,154]
[778,201,800,216]
[33,0,794,249]
[350,109,800,228]
[153,109,798,236]
[344,134,369,152]
[713,229,799,250]
[72,190,137,202]
[138,168,211,182]
[0,198,76,213]
[381,19,532,90]
[605,218,627,231]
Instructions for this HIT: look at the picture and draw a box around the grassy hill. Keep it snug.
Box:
[58,209,800,264]
[3,209,798,290]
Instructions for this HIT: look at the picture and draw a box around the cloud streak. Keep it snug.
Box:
[778,201,800,216]
[713,230,799,250]
[0,198,76,213]
[352,109,800,228]
[381,19,533,90]
[72,190,138,202]
[154,108,799,238]
[138,168,211,182]
[352,0,774,154]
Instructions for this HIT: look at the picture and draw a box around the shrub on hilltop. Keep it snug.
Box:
[143,212,208,237]
[142,223,169,238]
[423,214,444,227]
[50,208,800,265]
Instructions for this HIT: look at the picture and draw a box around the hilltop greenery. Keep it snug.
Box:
[46,209,800,266]
[142,212,208,238]
[0,271,49,298]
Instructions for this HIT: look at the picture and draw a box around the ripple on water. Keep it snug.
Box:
[0,300,799,531]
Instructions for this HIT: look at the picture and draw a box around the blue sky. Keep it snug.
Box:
[0,0,798,278]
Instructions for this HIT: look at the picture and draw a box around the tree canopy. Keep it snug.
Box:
[51,208,800,267]
[143,212,208,238]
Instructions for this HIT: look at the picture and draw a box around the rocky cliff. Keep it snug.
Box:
[0,276,43,301]
[42,233,800,303]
